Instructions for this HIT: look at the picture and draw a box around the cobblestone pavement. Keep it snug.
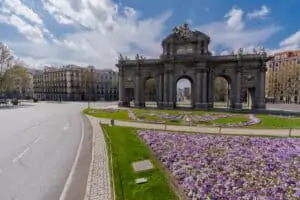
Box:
[85,116,112,200]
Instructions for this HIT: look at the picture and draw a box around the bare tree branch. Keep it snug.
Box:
[0,42,14,95]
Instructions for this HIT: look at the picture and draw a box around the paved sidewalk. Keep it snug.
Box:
[85,116,112,200]
[96,117,300,137]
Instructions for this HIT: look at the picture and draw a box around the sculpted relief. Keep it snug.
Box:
[176,45,194,54]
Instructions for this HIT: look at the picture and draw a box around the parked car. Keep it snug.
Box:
[0,99,8,104]
[11,99,19,105]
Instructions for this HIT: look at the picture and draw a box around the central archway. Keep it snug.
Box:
[175,76,194,108]
[213,75,231,109]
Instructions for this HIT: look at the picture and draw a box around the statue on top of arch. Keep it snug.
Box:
[173,23,194,40]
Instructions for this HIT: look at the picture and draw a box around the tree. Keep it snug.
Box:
[5,64,31,96]
[0,42,14,96]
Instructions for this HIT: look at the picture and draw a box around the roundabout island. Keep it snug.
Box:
[85,107,300,129]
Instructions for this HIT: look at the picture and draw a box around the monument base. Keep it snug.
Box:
[118,101,130,107]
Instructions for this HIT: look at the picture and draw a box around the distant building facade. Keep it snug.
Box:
[183,87,191,100]
[177,88,183,101]
[94,69,118,101]
[266,50,300,103]
[33,65,118,101]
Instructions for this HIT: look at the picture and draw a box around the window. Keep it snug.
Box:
[280,96,283,101]
[274,62,279,71]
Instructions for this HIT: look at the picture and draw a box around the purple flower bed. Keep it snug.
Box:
[138,130,300,199]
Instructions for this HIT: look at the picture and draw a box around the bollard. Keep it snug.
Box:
[219,126,222,135]
[289,128,292,137]
[111,119,115,126]
[164,122,167,130]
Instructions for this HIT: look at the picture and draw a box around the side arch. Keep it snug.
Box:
[142,76,157,105]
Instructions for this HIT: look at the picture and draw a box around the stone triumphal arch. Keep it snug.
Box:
[116,23,271,110]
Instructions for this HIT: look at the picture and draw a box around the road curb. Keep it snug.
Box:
[84,115,112,200]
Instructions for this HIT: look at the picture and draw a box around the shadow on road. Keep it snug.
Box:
[0,104,36,110]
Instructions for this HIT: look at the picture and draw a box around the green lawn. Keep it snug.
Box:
[251,115,300,129]
[102,125,177,200]
[83,108,130,120]
[210,115,249,124]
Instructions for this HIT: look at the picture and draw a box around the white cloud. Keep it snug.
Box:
[198,6,280,52]
[0,2,282,69]
[225,7,244,31]
[1,14,45,43]
[247,5,270,19]
[4,0,172,68]
[279,30,300,47]
[265,30,300,54]
[1,0,43,25]
[0,0,53,44]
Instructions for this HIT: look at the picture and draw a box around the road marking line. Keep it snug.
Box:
[59,117,85,200]
[12,147,30,163]
[33,136,41,144]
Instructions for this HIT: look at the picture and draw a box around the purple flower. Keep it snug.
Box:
[137,130,300,199]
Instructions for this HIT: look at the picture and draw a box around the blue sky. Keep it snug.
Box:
[0,0,300,69]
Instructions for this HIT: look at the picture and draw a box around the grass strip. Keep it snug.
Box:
[101,125,178,200]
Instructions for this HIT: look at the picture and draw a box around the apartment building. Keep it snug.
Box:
[266,50,300,103]
[33,65,118,101]
[183,87,191,100]
[94,69,118,101]
[177,88,183,101]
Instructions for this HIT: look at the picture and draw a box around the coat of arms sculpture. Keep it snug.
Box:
[172,23,194,40]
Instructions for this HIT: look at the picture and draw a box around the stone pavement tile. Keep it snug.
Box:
[84,116,112,200]
[132,160,154,172]
[96,117,295,137]
[291,129,300,137]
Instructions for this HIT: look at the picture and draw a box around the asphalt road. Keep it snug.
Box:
[0,101,116,200]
